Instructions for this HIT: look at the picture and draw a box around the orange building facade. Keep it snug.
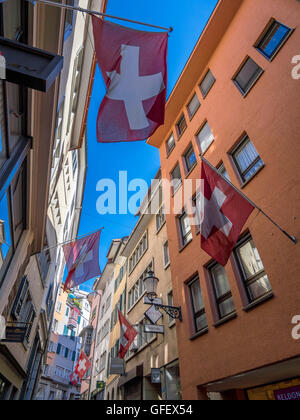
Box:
[148,0,300,400]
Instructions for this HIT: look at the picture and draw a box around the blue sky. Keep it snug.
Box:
[77,0,218,292]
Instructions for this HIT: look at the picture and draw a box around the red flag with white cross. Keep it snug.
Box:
[63,230,102,292]
[69,371,80,386]
[118,310,138,359]
[92,16,168,142]
[74,351,91,379]
[199,159,255,266]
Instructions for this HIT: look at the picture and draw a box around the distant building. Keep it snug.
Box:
[35,286,91,400]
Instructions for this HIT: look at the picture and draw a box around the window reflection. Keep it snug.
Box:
[0,193,11,270]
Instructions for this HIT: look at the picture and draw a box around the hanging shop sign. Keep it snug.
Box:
[151,368,162,384]
[144,305,163,325]
[96,381,106,390]
[144,296,162,305]
[144,324,164,334]
[109,358,125,375]
[0,37,63,92]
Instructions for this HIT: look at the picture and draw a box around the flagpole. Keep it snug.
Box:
[200,156,297,245]
[32,0,173,32]
[31,227,104,255]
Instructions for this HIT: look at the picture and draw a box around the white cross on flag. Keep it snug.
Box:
[118,310,138,359]
[199,160,255,266]
[74,351,91,380]
[92,16,168,142]
[63,230,102,292]
[69,371,80,386]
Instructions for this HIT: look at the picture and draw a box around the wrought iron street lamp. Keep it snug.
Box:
[143,270,182,321]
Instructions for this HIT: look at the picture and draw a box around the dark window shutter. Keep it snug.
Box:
[56,343,61,354]
[65,348,69,358]
[72,351,76,361]
[11,276,29,320]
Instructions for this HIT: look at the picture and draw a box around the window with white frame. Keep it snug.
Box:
[163,241,170,267]
[129,232,148,273]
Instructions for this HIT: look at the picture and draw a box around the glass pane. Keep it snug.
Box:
[259,23,290,58]
[244,158,263,180]
[219,297,236,318]
[4,0,21,40]
[12,164,26,246]
[195,313,208,331]
[0,82,7,169]
[247,275,272,301]
[197,122,214,153]
[188,94,200,117]
[0,192,12,269]
[165,363,182,400]
[200,70,215,96]
[235,139,259,172]
[237,239,265,279]
[166,134,175,153]
[190,280,204,313]
[235,58,262,93]
[185,147,196,171]
[177,115,187,135]
[211,264,231,298]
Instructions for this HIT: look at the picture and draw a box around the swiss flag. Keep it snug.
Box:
[63,230,102,292]
[199,160,255,266]
[118,310,138,359]
[74,352,91,379]
[69,371,80,386]
[92,16,168,142]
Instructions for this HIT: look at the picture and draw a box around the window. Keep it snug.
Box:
[179,211,192,246]
[72,149,78,176]
[64,0,74,39]
[0,161,27,287]
[11,276,36,343]
[51,100,64,178]
[100,351,107,372]
[176,114,187,137]
[235,235,271,303]
[65,307,69,316]
[37,238,51,285]
[256,20,292,60]
[56,301,62,313]
[170,163,182,194]
[128,263,152,310]
[233,57,263,96]
[199,70,216,98]
[183,144,197,173]
[129,232,148,273]
[156,205,165,232]
[217,163,230,181]
[67,47,84,134]
[232,135,264,182]
[187,93,200,118]
[188,277,207,333]
[197,122,214,154]
[163,241,170,268]
[166,133,175,155]
[210,263,236,319]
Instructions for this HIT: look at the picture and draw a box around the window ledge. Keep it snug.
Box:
[190,327,209,341]
[213,312,237,328]
[243,291,274,312]
[240,164,265,189]
[179,238,193,253]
